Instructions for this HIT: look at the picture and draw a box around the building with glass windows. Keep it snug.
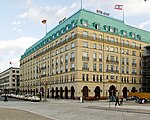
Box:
[20,9,150,99]
[0,67,20,94]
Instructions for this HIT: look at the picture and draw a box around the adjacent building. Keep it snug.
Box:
[142,46,150,92]
[20,9,150,99]
[0,67,20,94]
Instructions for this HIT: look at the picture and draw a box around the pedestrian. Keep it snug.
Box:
[120,98,123,106]
[115,96,120,106]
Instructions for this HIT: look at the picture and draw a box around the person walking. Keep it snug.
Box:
[115,96,120,106]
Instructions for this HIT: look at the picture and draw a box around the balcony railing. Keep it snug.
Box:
[82,67,89,71]
[93,58,97,61]
[70,68,75,71]
[82,56,89,61]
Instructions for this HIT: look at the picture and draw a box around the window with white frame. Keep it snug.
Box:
[71,42,75,48]
[56,50,58,55]
[93,33,96,40]
[106,46,109,51]
[82,20,88,26]
[65,45,68,51]
[93,43,96,49]
[99,34,102,40]
[132,42,136,48]
[83,52,88,57]
[99,44,102,50]
[83,31,88,38]
[60,47,63,53]
[83,41,88,48]
[71,32,74,38]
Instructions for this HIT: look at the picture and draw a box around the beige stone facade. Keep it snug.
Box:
[20,26,148,99]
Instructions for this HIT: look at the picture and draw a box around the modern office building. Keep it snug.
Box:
[142,46,150,92]
[0,67,20,94]
[20,9,150,99]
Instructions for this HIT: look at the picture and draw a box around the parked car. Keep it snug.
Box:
[126,96,138,101]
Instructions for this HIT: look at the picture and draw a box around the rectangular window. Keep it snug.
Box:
[83,52,88,57]
[65,45,68,51]
[106,46,109,51]
[93,33,96,40]
[83,31,88,38]
[93,43,96,49]
[71,42,75,48]
[71,32,74,38]
[65,35,68,41]
[100,75,102,82]
[83,42,88,48]
[132,42,136,48]
[60,47,63,53]
[99,64,102,72]
[99,44,102,50]
[99,34,102,41]
[93,63,96,71]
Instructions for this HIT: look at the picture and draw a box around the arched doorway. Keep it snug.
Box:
[60,87,63,99]
[56,87,59,97]
[41,87,44,96]
[122,87,128,98]
[94,86,100,99]
[109,85,116,97]
[47,88,49,98]
[33,89,35,96]
[82,86,89,97]
[36,88,38,94]
[131,87,136,93]
[71,86,75,99]
[51,87,54,98]
[65,87,68,99]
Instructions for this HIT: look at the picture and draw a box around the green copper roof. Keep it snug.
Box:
[21,9,150,60]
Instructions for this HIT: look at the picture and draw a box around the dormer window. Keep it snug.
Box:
[110,27,114,33]
[81,19,88,27]
[66,26,69,31]
[129,32,135,39]
[121,30,127,36]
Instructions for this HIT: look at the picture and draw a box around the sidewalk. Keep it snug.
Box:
[0,99,150,120]
[0,108,53,120]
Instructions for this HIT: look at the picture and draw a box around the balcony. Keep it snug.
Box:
[82,67,89,71]
[99,69,102,72]
[126,62,129,65]
[132,72,137,75]
[106,69,111,72]
[122,62,125,65]
[82,56,89,61]
[70,67,75,71]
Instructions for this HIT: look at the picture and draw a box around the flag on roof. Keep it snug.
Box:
[114,4,123,10]
[42,20,47,24]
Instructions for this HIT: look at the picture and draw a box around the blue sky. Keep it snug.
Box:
[0,0,150,72]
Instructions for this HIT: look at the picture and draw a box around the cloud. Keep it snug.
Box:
[11,27,23,33]
[18,1,79,27]
[0,36,38,72]
[12,20,26,25]
[138,19,150,29]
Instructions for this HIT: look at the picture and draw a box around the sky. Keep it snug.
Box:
[0,0,150,72]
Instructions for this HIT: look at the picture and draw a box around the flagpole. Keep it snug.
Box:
[123,5,124,22]
[46,22,47,35]
[81,0,82,9]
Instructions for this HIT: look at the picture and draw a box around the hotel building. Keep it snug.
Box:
[20,9,150,99]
